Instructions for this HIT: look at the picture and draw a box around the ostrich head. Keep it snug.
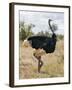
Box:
[48,19,52,22]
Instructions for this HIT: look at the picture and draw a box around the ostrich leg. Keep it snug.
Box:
[38,56,43,73]
[33,53,43,73]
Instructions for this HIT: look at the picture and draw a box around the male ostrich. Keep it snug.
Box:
[25,19,57,73]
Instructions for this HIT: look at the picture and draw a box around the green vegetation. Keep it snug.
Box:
[57,34,64,40]
[19,22,34,40]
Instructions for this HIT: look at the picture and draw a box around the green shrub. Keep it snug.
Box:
[19,22,34,41]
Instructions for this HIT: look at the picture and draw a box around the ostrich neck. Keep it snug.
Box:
[49,21,54,34]
[49,21,52,30]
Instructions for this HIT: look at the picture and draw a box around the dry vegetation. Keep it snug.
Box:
[19,39,64,79]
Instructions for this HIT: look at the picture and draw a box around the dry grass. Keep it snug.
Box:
[19,39,64,79]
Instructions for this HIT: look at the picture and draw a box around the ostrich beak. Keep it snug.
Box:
[48,19,53,21]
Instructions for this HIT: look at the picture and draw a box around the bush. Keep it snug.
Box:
[57,35,64,40]
[19,22,34,41]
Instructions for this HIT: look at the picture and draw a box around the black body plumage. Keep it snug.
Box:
[28,33,57,53]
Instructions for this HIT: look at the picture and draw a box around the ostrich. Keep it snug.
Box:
[24,19,57,73]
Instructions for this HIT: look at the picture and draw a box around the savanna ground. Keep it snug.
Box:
[19,39,64,79]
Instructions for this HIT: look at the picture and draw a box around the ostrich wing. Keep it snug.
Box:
[28,36,48,49]
[28,36,56,53]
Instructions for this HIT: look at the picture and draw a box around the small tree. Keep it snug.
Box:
[19,27,27,41]
[19,22,34,41]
